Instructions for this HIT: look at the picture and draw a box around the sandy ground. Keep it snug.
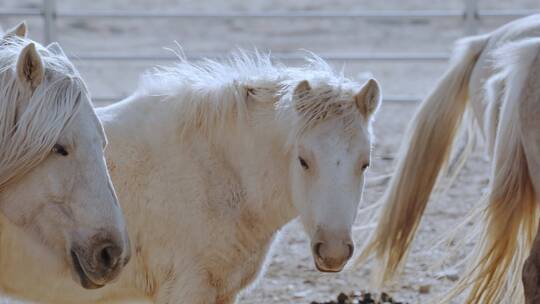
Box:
[0,0,538,303]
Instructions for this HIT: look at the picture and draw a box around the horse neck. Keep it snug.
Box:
[101,92,298,234]
[98,94,182,148]
[209,103,298,234]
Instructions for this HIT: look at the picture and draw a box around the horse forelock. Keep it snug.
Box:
[136,49,366,144]
[277,77,366,146]
[0,36,86,190]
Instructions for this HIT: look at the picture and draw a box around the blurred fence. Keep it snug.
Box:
[0,0,539,103]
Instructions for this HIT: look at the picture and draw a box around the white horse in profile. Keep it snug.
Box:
[3,50,381,303]
[0,22,130,299]
[357,14,540,304]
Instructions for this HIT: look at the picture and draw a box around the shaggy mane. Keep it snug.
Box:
[0,35,87,189]
[136,50,369,143]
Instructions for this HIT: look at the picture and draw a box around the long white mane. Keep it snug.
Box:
[0,36,86,189]
[137,50,368,145]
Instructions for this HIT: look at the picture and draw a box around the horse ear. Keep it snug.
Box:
[3,21,27,39]
[293,80,311,112]
[46,42,66,57]
[16,43,44,91]
[355,78,381,119]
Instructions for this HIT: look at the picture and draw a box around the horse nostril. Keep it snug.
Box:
[347,243,354,260]
[101,247,112,267]
[314,242,324,258]
[97,244,121,269]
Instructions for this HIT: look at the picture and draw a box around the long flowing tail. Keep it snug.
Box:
[441,38,540,304]
[356,34,489,284]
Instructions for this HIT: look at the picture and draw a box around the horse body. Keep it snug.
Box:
[97,55,379,303]
[99,93,298,303]
[357,14,540,303]
[0,24,130,298]
[0,53,380,303]
[469,14,540,149]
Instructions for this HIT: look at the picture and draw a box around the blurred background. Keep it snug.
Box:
[1,0,538,106]
[1,1,539,303]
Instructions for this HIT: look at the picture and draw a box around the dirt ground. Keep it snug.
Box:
[0,0,537,303]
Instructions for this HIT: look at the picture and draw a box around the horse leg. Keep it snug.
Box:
[524,225,540,304]
[152,273,221,304]
[519,90,540,304]
[216,294,238,304]
[154,286,219,304]
[522,189,540,304]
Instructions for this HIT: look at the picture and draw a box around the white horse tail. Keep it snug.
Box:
[442,38,540,304]
[356,34,489,284]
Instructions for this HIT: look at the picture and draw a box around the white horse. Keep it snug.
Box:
[0,22,130,297]
[357,15,540,304]
[0,52,381,303]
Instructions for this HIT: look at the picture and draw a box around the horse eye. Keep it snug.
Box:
[52,144,69,156]
[298,157,309,170]
[361,162,370,171]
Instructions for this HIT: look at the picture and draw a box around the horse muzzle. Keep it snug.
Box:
[70,237,130,289]
[311,231,354,273]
